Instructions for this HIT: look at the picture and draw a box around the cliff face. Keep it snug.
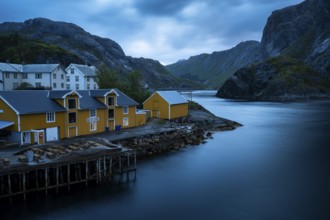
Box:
[166,41,266,88]
[0,18,184,89]
[217,0,330,100]
[216,56,330,101]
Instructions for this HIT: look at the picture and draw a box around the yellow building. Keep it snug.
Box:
[143,91,188,120]
[0,89,146,145]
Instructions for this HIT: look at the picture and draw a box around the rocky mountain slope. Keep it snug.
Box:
[166,41,266,88]
[168,0,330,100]
[216,0,330,100]
[0,18,192,89]
[216,56,330,101]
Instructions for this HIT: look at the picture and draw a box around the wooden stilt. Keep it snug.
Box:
[45,168,48,197]
[67,164,71,191]
[23,173,26,201]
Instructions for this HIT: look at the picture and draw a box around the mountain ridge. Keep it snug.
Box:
[0,18,198,89]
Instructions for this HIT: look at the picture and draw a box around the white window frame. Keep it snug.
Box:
[90,121,97,131]
[68,98,76,109]
[90,109,96,117]
[46,112,55,123]
[123,106,129,114]
[35,73,42,79]
[75,76,79,82]
[35,82,41,87]
[123,117,129,126]
[53,83,57,88]
[53,74,56,79]
[75,84,79,90]
[108,97,114,106]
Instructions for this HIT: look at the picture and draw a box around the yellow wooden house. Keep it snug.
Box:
[143,91,188,120]
[0,89,146,145]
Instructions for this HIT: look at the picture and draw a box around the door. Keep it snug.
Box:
[46,127,59,141]
[68,127,77,138]
[22,132,31,144]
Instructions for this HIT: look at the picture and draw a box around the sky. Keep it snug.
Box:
[0,0,304,65]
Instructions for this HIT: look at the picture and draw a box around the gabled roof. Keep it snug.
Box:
[0,62,60,73]
[48,90,82,99]
[22,64,60,73]
[77,90,106,109]
[0,91,66,115]
[146,91,188,105]
[0,63,21,72]
[114,89,139,107]
[68,64,97,77]
[90,89,138,106]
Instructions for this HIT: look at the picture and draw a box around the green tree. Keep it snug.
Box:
[95,64,120,89]
[15,82,33,90]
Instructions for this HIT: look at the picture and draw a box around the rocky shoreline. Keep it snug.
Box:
[117,103,242,158]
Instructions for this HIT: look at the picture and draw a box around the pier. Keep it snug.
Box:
[0,139,136,203]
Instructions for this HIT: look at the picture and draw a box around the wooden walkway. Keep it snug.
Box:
[0,146,136,203]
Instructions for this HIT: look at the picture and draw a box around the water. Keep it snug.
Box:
[1,91,330,220]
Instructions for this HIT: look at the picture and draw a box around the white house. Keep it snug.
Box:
[0,63,66,90]
[65,64,99,90]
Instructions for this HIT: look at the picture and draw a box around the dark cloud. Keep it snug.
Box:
[133,0,193,16]
[0,0,304,64]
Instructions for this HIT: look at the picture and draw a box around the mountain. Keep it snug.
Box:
[216,0,330,100]
[0,18,193,89]
[261,0,330,78]
[216,56,330,101]
[166,40,266,88]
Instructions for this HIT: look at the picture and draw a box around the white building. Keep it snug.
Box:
[0,63,66,90]
[65,64,99,90]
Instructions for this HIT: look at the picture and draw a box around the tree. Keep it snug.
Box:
[15,82,33,90]
[95,64,120,89]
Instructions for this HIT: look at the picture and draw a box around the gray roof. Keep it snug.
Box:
[155,91,188,105]
[0,62,60,73]
[71,64,97,77]
[114,89,139,106]
[0,91,66,115]
[77,90,106,109]
[90,89,138,106]
[0,89,138,115]
[22,64,59,73]
[0,63,21,72]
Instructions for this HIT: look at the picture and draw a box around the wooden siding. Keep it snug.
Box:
[143,92,169,119]
[115,106,137,128]
[143,92,188,120]
[20,113,65,138]
[170,103,188,119]
[0,98,18,131]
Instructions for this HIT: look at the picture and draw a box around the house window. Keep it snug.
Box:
[66,84,70,89]
[46,112,55,123]
[68,112,76,124]
[66,76,70,82]
[22,73,28,79]
[13,82,19,89]
[75,76,79,82]
[53,83,57,88]
[108,97,114,106]
[123,117,129,126]
[94,84,97,89]
[71,68,74,74]
[53,74,56,79]
[5,73,9,78]
[14,73,17,79]
[108,109,114,118]
[61,74,64,79]
[87,84,90,90]
[90,109,96,117]
[35,73,42,79]
[123,107,129,114]
[90,121,97,131]
[75,84,79,90]
[87,76,90,82]
[61,83,64,88]
[35,82,41,87]
[68,99,76,109]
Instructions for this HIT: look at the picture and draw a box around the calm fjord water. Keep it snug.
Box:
[2,91,330,220]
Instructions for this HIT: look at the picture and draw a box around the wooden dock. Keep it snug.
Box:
[0,144,136,203]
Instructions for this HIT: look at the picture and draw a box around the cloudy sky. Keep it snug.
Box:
[0,0,304,65]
